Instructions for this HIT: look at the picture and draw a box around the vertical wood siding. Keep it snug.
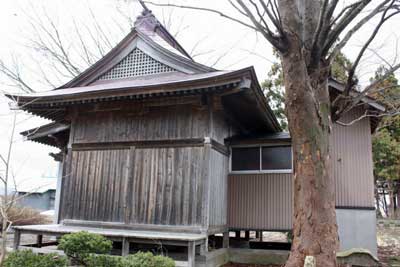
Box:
[127,147,205,226]
[60,149,130,222]
[330,109,375,207]
[60,146,206,227]
[72,106,208,143]
[208,149,229,227]
[228,173,293,230]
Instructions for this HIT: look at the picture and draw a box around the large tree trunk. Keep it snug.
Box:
[280,36,339,267]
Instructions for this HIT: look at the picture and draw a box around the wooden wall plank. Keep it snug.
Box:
[125,147,205,226]
[72,105,209,144]
[60,149,130,222]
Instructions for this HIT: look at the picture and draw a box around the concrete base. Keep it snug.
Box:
[176,248,289,267]
[228,248,289,266]
[336,208,377,256]
[187,247,379,267]
[175,248,229,267]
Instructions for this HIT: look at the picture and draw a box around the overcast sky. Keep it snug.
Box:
[0,0,399,187]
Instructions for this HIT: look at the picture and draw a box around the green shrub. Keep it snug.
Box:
[57,232,174,267]
[85,254,125,267]
[4,250,68,267]
[86,252,175,267]
[125,252,175,267]
[57,231,112,265]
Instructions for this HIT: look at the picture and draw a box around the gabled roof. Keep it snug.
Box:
[6,7,282,134]
[60,10,214,88]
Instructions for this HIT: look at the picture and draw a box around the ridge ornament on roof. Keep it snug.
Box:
[5,3,282,133]
[58,6,213,88]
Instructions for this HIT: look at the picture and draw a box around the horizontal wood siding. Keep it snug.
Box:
[60,149,130,222]
[208,149,229,228]
[228,173,292,230]
[330,109,375,207]
[128,147,204,226]
[72,105,208,143]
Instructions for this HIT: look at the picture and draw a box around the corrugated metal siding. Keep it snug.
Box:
[228,108,375,230]
[228,173,292,230]
[330,109,375,207]
[208,149,229,227]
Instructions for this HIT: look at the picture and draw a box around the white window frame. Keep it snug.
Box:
[229,143,293,174]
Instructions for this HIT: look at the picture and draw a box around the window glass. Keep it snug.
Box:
[231,147,260,171]
[262,146,292,170]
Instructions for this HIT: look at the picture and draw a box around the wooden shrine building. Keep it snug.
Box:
[6,6,384,266]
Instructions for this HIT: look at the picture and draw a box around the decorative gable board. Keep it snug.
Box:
[98,48,177,81]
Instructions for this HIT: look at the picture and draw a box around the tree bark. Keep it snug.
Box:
[280,35,338,267]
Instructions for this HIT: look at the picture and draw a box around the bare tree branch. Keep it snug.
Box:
[329,1,392,61]
[336,110,400,126]
[259,0,283,34]
[143,1,259,31]
[235,0,286,51]
[344,1,400,96]
[0,57,35,93]
[322,0,372,57]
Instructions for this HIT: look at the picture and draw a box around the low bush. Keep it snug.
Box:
[85,254,125,267]
[57,232,175,267]
[3,250,68,267]
[86,252,175,267]
[57,231,112,265]
[125,252,175,267]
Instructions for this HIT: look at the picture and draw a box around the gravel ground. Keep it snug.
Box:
[377,225,400,267]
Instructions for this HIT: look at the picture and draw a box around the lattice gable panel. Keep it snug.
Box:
[98,48,176,80]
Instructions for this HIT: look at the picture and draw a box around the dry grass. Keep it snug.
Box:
[1,206,52,228]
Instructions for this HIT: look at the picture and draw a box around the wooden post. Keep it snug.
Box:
[122,237,130,256]
[36,234,43,248]
[260,231,264,242]
[200,238,208,255]
[223,232,229,248]
[245,231,250,240]
[188,241,195,267]
[13,230,21,250]
[256,231,260,238]
[235,231,240,238]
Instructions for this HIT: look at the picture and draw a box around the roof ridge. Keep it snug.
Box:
[134,9,192,59]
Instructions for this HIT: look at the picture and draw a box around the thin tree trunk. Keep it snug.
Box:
[388,181,395,219]
[280,38,338,267]
[375,186,383,218]
[382,188,388,217]
[395,186,400,219]
[0,111,17,266]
